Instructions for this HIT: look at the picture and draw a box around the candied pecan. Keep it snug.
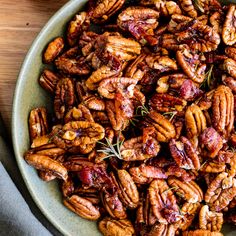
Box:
[54,78,75,120]
[148,223,176,236]
[168,177,203,203]
[223,58,236,79]
[98,77,137,99]
[199,205,223,232]
[148,179,181,224]
[227,153,236,177]
[176,48,206,83]
[185,104,206,139]
[64,105,94,123]
[144,111,176,142]
[38,171,56,182]
[86,65,120,91]
[43,37,64,64]
[178,0,197,17]
[196,89,215,110]
[129,164,167,184]
[90,0,125,23]
[91,111,109,126]
[24,154,68,180]
[98,217,134,236]
[222,74,236,94]
[212,85,234,138]
[67,12,90,46]
[182,229,223,236]
[222,5,236,45]
[225,46,236,61]
[63,195,100,220]
[120,136,160,161]
[199,127,223,158]
[117,7,159,45]
[169,136,200,170]
[61,176,74,197]
[28,107,49,142]
[111,170,139,209]
[51,121,105,152]
[205,172,236,211]
[200,161,226,173]
[74,187,100,205]
[39,69,60,94]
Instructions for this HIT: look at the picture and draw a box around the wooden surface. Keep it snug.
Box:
[0,0,68,133]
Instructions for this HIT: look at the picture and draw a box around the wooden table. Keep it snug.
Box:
[0,0,68,133]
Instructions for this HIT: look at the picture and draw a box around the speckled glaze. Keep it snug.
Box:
[11,0,236,235]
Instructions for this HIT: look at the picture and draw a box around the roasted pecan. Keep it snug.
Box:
[98,217,134,236]
[185,104,207,139]
[43,37,64,64]
[74,187,100,205]
[222,5,236,45]
[196,89,215,111]
[176,48,206,83]
[182,229,223,236]
[168,177,203,203]
[63,195,100,220]
[169,136,200,170]
[90,0,125,23]
[225,46,236,61]
[67,12,90,46]
[91,111,110,126]
[24,153,68,180]
[199,205,223,232]
[147,223,176,236]
[28,107,49,142]
[117,7,159,45]
[148,179,181,224]
[39,69,60,94]
[212,85,234,138]
[178,0,197,17]
[223,58,236,79]
[222,74,236,94]
[200,161,226,173]
[205,172,236,211]
[54,78,76,120]
[61,176,74,197]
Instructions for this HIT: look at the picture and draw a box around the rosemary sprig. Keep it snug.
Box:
[97,136,124,160]
[200,65,214,89]
[163,111,177,121]
[136,104,149,117]
[199,160,208,170]
[163,186,179,194]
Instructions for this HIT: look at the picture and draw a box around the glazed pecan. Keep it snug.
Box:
[222,74,236,94]
[182,229,223,236]
[225,46,236,61]
[205,172,236,211]
[168,177,203,203]
[43,37,64,64]
[39,69,60,94]
[62,176,74,197]
[147,223,176,236]
[169,136,200,170]
[63,195,100,220]
[90,0,125,23]
[185,104,207,139]
[223,58,236,79]
[178,0,197,17]
[98,217,134,236]
[222,5,236,45]
[54,78,75,120]
[212,85,234,138]
[28,107,49,142]
[67,12,90,46]
[200,161,226,173]
[117,7,159,45]
[199,205,223,232]
[148,179,181,224]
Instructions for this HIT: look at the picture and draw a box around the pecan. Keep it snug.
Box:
[39,69,60,94]
[90,0,125,23]
[199,205,223,232]
[144,111,176,142]
[67,12,90,46]
[64,105,94,123]
[212,85,234,138]
[117,7,159,45]
[199,127,223,158]
[129,164,167,184]
[148,179,181,224]
[147,223,176,236]
[222,74,236,94]
[98,77,137,99]
[210,12,223,34]
[182,229,223,236]
[24,153,68,180]
[196,90,215,111]
[38,171,56,182]
[28,107,49,142]
[51,121,105,152]
[222,5,236,45]
[61,176,74,197]
[169,136,200,170]
[111,170,139,209]
[200,161,226,173]
[205,172,236,211]
[63,195,100,220]
[185,104,207,139]
[91,111,109,126]
[120,136,160,161]
[43,37,64,64]
[75,187,100,205]
[98,217,134,236]
[178,0,197,17]
[168,177,203,203]
[223,58,236,79]
[54,78,75,120]
[225,46,236,61]
[83,95,105,111]
[176,48,206,83]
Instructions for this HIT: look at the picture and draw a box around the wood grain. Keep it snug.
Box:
[0,0,68,133]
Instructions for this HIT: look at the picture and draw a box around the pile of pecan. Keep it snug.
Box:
[24,0,236,235]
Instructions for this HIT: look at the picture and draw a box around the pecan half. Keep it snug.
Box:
[223,58,236,79]
[148,223,176,236]
[178,0,197,17]
[182,229,223,236]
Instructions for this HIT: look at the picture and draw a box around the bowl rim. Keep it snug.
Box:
[12,1,85,235]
